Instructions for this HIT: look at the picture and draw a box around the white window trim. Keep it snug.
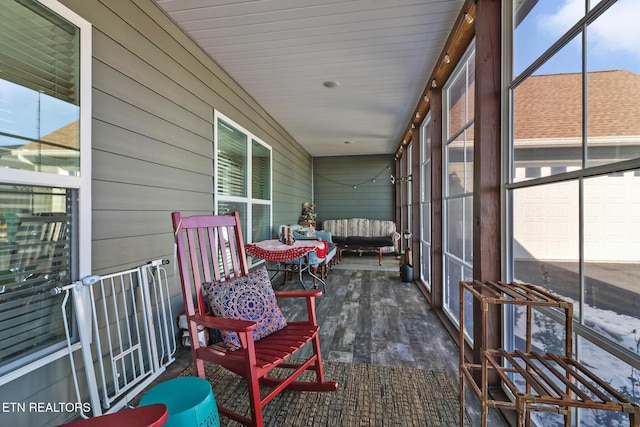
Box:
[0,0,92,385]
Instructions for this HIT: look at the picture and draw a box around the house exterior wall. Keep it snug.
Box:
[70,0,312,273]
[0,1,312,425]
[313,154,396,226]
[513,169,640,263]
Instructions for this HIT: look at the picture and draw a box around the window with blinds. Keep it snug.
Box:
[0,185,74,371]
[217,120,248,197]
[215,113,272,249]
[0,0,80,175]
[0,0,88,377]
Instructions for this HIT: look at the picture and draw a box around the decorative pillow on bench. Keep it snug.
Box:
[203,265,287,350]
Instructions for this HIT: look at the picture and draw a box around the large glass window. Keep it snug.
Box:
[420,115,432,290]
[508,0,640,423]
[443,44,475,337]
[0,1,81,175]
[215,112,272,248]
[0,0,91,379]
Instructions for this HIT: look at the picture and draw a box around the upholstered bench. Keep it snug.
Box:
[321,218,400,266]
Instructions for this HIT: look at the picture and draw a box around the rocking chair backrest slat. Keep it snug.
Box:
[231,223,249,277]
[172,212,249,318]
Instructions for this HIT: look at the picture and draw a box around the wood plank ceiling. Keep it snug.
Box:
[154,0,467,157]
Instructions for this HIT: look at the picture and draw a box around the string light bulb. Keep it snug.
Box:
[444,53,451,64]
[464,12,474,24]
[431,79,437,88]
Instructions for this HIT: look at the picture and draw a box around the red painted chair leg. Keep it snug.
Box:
[246,370,264,427]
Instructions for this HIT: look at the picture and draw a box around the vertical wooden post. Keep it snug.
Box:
[473,0,502,380]
[395,157,401,235]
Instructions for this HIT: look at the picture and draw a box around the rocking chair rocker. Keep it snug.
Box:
[171,212,338,427]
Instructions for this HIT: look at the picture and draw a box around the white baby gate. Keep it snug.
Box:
[51,259,176,418]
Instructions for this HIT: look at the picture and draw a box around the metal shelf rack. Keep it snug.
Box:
[459,280,640,427]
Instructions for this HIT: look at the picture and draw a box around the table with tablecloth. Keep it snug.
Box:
[245,239,327,289]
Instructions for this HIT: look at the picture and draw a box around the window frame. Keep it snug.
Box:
[442,42,476,336]
[505,0,640,421]
[213,111,273,252]
[419,113,432,290]
[0,0,92,384]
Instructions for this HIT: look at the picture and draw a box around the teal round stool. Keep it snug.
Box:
[140,376,220,427]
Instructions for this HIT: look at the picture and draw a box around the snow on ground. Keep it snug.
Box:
[511,296,640,426]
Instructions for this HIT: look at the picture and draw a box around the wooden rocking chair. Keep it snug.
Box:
[171,212,338,427]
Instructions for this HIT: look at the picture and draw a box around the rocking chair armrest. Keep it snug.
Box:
[190,313,257,332]
[274,289,322,299]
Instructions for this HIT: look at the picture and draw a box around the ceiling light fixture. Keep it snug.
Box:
[431,79,437,88]
[322,80,340,88]
[444,53,451,64]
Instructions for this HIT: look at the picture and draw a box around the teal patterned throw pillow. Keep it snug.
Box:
[203,266,287,350]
